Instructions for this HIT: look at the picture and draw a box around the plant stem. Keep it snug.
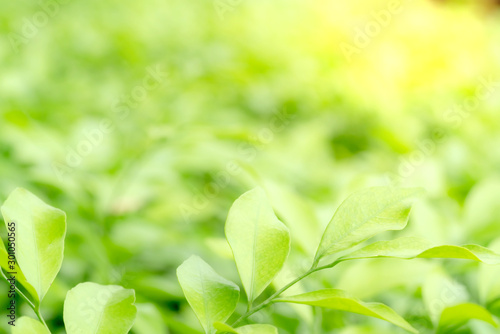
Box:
[34,306,51,333]
[246,302,252,313]
[231,271,309,326]
[314,260,340,272]
[0,268,36,311]
[16,285,36,310]
[231,260,340,326]
[0,268,51,332]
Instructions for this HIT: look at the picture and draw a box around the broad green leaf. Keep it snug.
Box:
[225,187,290,303]
[274,289,418,334]
[12,317,50,334]
[438,303,498,332]
[63,282,137,334]
[0,238,39,306]
[315,187,422,262]
[132,303,169,334]
[214,322,278,334]
[177,255,240,334]
[338,237,500,264]
[1,188,66,301]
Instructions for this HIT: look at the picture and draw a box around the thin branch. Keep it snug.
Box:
[231,260,340,326]
[0,268,36,311]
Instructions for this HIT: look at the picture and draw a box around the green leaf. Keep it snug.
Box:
[1,188,66,301]
[177,255,240,334]
[63,282,137,334]
[438,303,498,332]
[214,322,238,333]
[314,187,422,262]
[339,237,500,264]
[225,187,290,303]
[214,322,278,334]
[0,238,39,306]
[12,317,50,334]
[274,289,418,334]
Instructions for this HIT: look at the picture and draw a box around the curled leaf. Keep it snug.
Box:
[339,237,500,264]
[315,187,423,263]
[275,289,418,334]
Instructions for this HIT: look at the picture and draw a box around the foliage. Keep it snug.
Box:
[0,189,137,334]
[2,0,500,333]
[177,187,500,333]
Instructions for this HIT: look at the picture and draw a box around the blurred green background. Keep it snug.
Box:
[2,0,500,333]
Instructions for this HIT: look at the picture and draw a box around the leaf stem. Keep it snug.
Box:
[34,306,51,333]
[0,268,50,332]
[16,285,36,310]
[231,260,340,326]
[0,268,36,311]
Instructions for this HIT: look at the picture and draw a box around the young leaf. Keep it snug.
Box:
[1,188,66,301]
[214,322,278,334]
[338,237,500,264]
[225,187,290,303]
[274,289,418,334]
[437,303,498,332]
[12,317,50,334]
[63,282,137,334]
[177,255,240,334]
[314,187,422,263]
